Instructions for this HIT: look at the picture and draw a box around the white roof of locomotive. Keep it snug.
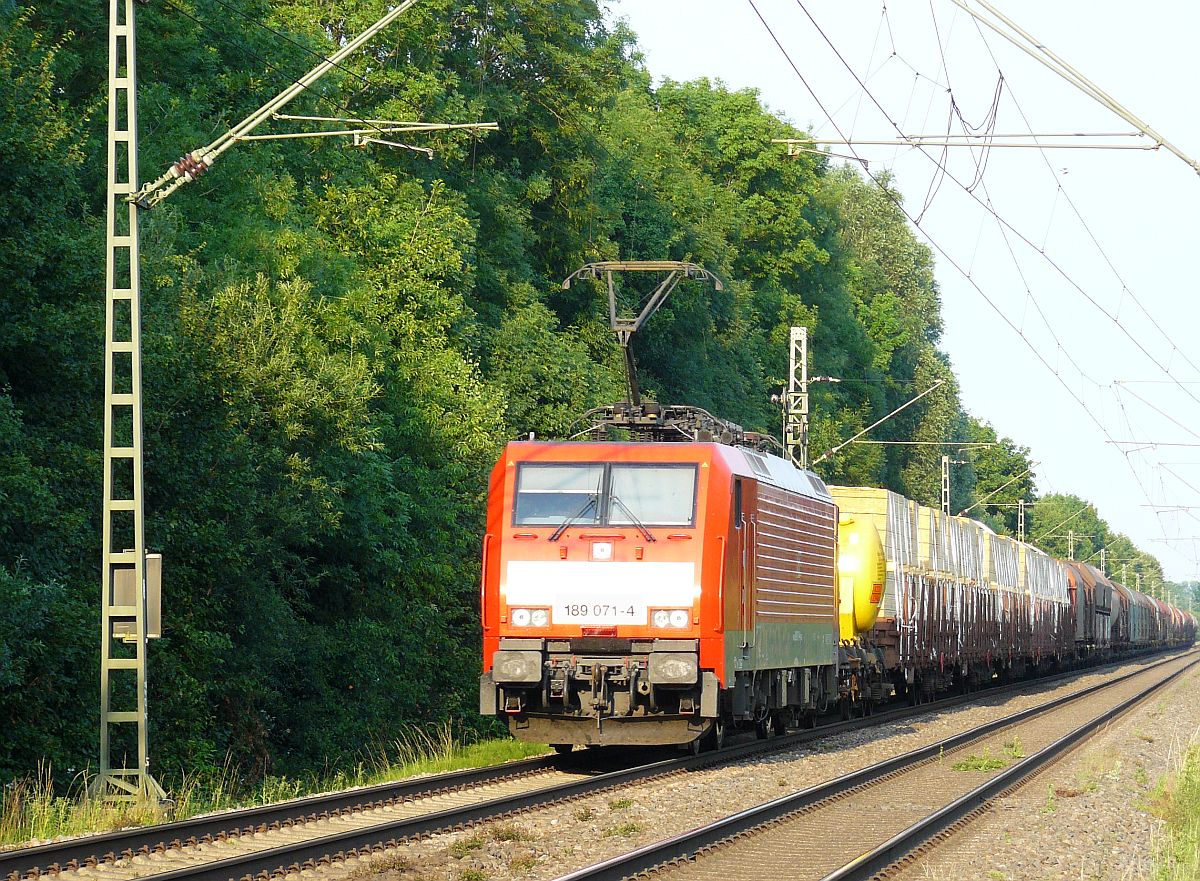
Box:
[720,445,833,503]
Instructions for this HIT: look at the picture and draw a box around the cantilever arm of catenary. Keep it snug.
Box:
[130,0,421,209]
[960,463,1036,518]
[812,379,946,466]
[949,0,1200,177]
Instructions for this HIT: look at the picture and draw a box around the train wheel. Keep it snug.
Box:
[703,719,727,752]
[552,744,573,755]
[756,714,777,739]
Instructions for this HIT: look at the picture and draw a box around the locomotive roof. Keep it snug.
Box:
[718,445,834,504]
[502,440,832,504]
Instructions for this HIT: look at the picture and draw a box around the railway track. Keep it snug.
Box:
[3,650,1186,881]
[551,649,1198,881]
[0,757,574,880]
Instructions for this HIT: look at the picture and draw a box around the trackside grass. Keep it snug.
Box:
[1155,742,1200,880]
[0,725,546,849]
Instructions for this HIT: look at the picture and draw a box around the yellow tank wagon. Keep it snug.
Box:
[837,516,887,641]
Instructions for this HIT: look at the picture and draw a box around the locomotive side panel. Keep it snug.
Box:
[718,448,840,723]
[750,483,837,666]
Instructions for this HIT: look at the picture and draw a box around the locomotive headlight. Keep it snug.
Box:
[510,607,548,627]
[651,609,691,628]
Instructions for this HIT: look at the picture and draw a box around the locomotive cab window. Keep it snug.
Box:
[608,465,696,527]
[513,464,604,525]
[513,463,697,527]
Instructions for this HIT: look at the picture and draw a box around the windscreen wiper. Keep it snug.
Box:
[609,494,657,542]
[549,496,598,541]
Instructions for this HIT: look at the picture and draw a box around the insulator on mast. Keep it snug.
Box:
[171,153,210,181]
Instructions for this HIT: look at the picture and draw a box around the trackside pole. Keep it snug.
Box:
[98,0,164,803]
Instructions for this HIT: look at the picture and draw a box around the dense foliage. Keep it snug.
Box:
[0,1,1169,782]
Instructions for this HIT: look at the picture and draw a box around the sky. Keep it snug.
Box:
[604,0,1200,583]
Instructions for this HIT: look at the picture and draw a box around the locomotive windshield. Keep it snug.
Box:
[608,465,696,526]
[513,462,697,527]
[512,464,604,526]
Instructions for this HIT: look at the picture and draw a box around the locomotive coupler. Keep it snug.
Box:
[590,663,607,711]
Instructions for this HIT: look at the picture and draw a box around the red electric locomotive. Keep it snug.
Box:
[479,432,842,750]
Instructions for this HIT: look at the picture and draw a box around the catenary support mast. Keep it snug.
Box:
[785,327,809,469]
[99,0,163,802]
[98,0,483,802]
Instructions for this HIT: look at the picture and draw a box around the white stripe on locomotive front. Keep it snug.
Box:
[503,561,698,625]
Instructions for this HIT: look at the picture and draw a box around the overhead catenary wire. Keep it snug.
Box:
[850,440,996,445]
[135,0,432,208]
[780,0,1200,574]
[204,0,497,173]
[143,0,472,189]
[203,0,381,91]
[958,8,1200,541]
[791,0,1200,418]
[156,0,400,145]
[757,1,1107,419]
[812,379,946,465]
[786,135,1159,151]
[877,11,1200,432]
[746,1,1176,563]
[1032,503,1091,543]
[958,461,1037,516]
[947,0,1200,176]
[1114,382,1200,444]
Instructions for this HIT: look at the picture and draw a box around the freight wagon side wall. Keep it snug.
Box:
[1090,565,1115,649]
[825,486,913,621]
[831,486,1006,671]
[1064,563,1088,645]
[1021,546,1072,658]
[831,485,1075,674]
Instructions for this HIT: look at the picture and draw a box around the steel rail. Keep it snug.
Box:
[0,756,557,879]
[826,657,1197,881]
[2,648,1184,881]
[549,651,1197,881]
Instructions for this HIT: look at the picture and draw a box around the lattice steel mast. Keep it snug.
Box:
[99,0,493,801]
[784,327,808,469]
[98,0,162,801]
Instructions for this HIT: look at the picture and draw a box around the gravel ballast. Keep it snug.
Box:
[326,653,1193,881]
[889,661,1200,881]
